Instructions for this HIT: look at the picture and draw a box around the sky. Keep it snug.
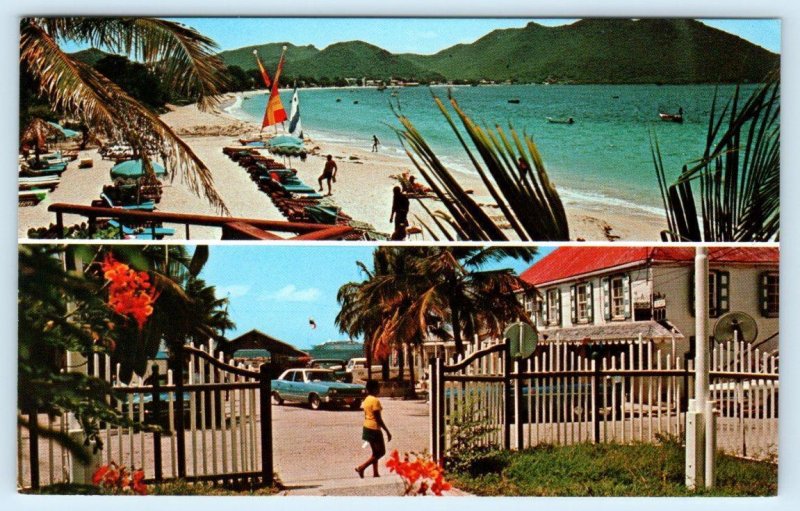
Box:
[197,245,554,349]
[166,17,781,54]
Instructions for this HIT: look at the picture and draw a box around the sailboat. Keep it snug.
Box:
[288,87,303,140]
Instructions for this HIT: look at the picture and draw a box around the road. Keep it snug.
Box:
[272,396,431,492]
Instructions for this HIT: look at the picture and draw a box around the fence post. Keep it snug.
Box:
[259,364,273,486]
[151,364,163,483]
[28,408,40,490]
[174,345,186,479]
[436,357,445,463]
[429,357,438,460]
[593,358,602,443]
[515,358,524,451]
[503,345,512,450]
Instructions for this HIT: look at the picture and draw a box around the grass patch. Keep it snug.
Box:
[25,479,282,496]
[449,440,777,497]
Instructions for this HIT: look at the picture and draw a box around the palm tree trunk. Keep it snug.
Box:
[397,346,405,383]
[408,345,417,398]
[449,291,465,356]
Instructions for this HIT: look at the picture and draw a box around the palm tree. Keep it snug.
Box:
[416,247,535,355]
[393,91,569,241]
[20,17,230,212]
[652,74,779,242]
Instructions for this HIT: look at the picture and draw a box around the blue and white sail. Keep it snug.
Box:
[288,87,303,139]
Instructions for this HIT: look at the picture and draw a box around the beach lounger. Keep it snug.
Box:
[18,189,48,206]
[107,220,175,240]
[101,193,155,211]
[19,176,59,190]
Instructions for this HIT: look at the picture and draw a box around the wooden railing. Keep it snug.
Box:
[47,203,356,240]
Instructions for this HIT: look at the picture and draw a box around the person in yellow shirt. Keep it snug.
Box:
[355,380,392,478]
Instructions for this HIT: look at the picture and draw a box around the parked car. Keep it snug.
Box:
[308,359,352,382]
[272,368,366,410]
[346,357,399,383]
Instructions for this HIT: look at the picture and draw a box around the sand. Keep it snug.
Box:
[18,93,667,241]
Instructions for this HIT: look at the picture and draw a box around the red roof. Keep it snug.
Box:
[520,247,779,286]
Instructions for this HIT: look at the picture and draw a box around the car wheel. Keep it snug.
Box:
[272,392,284,405]
[349,400,362,410]
[309,394,322,410]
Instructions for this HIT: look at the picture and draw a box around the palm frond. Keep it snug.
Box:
[653,74,779,242]
[393,91,569,241]
[20,19,229,212]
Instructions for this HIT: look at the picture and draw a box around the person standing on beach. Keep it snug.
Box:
[372,135,380,152]
[355,380,392,478]
[318,154,338,195]
[390,186,410,240]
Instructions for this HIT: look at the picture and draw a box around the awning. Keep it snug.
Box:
[539,320,683,343]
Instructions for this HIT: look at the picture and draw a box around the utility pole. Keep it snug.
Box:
[686,246,716,489]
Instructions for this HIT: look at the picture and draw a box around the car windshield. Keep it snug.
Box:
[307,371,337,382]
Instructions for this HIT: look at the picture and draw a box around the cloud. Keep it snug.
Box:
[260,284,321,302]
[216,284,251,298]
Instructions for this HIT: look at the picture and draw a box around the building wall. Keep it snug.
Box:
[654,264,779,352]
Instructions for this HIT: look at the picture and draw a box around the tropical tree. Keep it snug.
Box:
[393,91,569,241]
[652,74,780,242]
[18,244,233,458]
[19,17,230,212]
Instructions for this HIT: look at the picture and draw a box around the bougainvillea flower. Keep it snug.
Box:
[101,254,159,330]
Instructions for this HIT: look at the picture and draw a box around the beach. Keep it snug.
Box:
[18,92,667,241]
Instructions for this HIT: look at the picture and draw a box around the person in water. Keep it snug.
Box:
[355,380,392,478]
[517,156,531,180]
[390,186,410,240]
[318,154,338,195]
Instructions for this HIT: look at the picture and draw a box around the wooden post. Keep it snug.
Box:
[593,358,602,443]
[503,346,512,450]
[429,357,438,460]
[259,364,273,486]
[174,345,186,479]
[151,364,163,483]
[55,212,64,239]
[29,408,40,490]
[515,358,524,450]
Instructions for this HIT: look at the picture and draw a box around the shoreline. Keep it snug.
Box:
[17,93,667,241]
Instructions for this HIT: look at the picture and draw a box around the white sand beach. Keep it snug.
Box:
[18,93,667,241]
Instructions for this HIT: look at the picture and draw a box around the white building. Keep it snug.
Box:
[518,247,779,355]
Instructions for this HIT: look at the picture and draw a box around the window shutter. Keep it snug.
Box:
[570,285,577,324]
[557,290,563,327]
[759,272,769,317]
[716,271,730,316]
[587,282,594,323]
[601,277,611,320]
[622,273,631,319]
[688,269,695,317]
[543,290,549,325]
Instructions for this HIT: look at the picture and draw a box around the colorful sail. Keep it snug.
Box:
[252,50,271,88]
[288,86,303,138]
[262,47,288,128]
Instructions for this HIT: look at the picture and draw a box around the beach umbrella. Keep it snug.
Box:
[21,117,63,153]
[47,121,81,139]
[110,159,167,179]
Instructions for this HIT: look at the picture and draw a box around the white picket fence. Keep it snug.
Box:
[433,335,778,462]
[18,341,269,490]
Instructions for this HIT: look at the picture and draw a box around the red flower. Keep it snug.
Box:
[92,463,147,495]
[386,450,451,496]
[101,255,159,330]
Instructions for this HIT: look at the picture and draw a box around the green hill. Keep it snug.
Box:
[71,48,114,66]
[220,19,778,84]
[403,19,779,84]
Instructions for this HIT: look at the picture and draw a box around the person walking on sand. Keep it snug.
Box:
[355,380,392,478]
[389,186,410,240]
[372,135,380,152]
[318,154,338,195]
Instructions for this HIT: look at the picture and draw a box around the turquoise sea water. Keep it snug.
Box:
[229,84,758,218]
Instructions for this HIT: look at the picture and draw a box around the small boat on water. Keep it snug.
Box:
[546,117,575,125]
[336,98,341,102]
[659,112,684,123]
[508,99,521,104]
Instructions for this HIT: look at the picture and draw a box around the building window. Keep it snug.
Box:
[547,288,560,326]
[576,283,589,323]
[760,272,779,317]
[611,277,625,319]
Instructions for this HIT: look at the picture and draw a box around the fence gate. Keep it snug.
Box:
[430,336,778,463]
[18,341,273,490]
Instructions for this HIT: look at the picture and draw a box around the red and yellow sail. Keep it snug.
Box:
[262,48,288,128]
[252,50,271,88]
